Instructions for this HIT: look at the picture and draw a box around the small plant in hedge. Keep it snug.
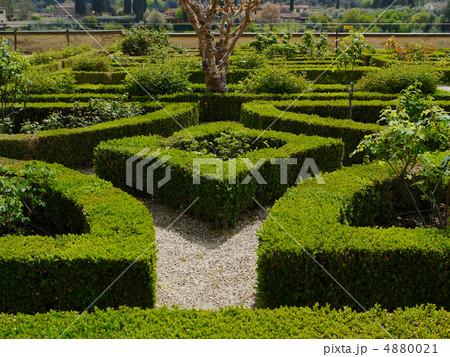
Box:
[71,53,111,72]
[357,63,441,95]
[239,66,310,94]
[0,39,30,125]
[384,36,437,61]
[20,98,143,133]
[336,31,368,120]
[352,84,450,229]
[0,163,55,236]
[299,30,329,60]
[27,70,76,95]
[121,26,169,57]
[187,131,254,159]
[125,64,191,96]
[249,31,279,53]
[229,53,265,69]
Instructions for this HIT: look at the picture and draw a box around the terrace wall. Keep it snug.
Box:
[0,30,449,52]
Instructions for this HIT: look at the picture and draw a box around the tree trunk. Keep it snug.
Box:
[201,25,229,93]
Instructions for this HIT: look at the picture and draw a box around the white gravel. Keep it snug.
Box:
[139,196,267,310]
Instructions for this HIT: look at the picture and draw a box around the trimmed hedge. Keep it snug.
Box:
[0,158,156,314]
[0,305,448,338]
[11,101,160,124]
[187,66,380,85]
[241,100,381,163]
[0,103,199,167]
[94,121,344,226]
[256,162,449,310]
[73,71,127,85]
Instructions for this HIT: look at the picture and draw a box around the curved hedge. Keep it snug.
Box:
[241,100,381,163]
[256,162,449,310]
[94,121,344,226]
[0,305,447,338]
[0,158,156,314]
[0,103,199,167]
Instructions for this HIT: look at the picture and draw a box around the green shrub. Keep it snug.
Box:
[120,26,169,56]
[0,305,447,338]
[125,64,191,96]
[357,64,442,94]
[27,70,75,95]
[20,98,144,133]
[239,67,310,94]
[71,54,111,72]
[29,49,63,65]
[94,121,343,227]
[0,159,156,313]
[256,162,449,309]
[61,44,92,59]
[0,163,55,236]
[229,53,265,69]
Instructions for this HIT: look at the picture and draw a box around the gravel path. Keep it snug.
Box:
[438,85,450,92]
[139,196,267,310]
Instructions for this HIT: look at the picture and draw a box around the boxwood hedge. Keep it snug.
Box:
[256,162,449,310]
[0,158,156,314]
[0,103,199,167]
[0,304,447,338]
[94,122,344,226]
[241,100,381,163]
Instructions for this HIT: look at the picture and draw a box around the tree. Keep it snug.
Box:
[257,2,280,24]
[124,0,132,14]
[75,0,86,15]
[336,31,368,120]
[16,0,34,20]
[146,10,165,24]
[0,0,13,19]
[92,0,105,14]
[179,0,261,93]
[175,7,188,22]
[133,0,146,22]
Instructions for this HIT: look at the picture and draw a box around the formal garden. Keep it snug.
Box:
[0,21,449,338]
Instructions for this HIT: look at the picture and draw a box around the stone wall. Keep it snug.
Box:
[0,30,449,53]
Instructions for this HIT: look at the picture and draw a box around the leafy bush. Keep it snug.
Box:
[357,64,442,94]
[298,30,329,60]
[229,53,265,69]
[0,163,54,236]
[71,54,111,72]
[385,36,437,61]
[125,64,191,96]
[20,98,143,133]
[121,26,169,56]
[27,70,75,95]
[188,131,253,159]
[61,44,92,58]
[352,85,450,229]
[239,67,310,94]
[0,41,30,122]
[29,49,63,65]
